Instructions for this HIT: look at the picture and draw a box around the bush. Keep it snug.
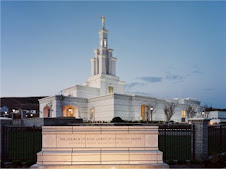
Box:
[11,160,22,167]
[24,160,36,167]
[111,117,124,123]
[177,160,187,164]
[166,160,176,165]
[190,159,200,164]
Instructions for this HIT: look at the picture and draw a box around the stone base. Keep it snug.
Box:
[31,163,169,169]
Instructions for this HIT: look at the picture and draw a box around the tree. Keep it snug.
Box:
[186,105,196,118]
[164,103,177,122]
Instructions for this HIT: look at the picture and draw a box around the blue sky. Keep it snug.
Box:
[1,1,226,108]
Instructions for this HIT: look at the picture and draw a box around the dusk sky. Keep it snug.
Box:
[1,1,226,108]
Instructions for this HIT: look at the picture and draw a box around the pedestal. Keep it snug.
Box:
[32,126,168,168]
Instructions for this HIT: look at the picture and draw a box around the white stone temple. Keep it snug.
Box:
[39,17,201,122]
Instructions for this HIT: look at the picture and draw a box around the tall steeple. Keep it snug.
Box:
[90,17,117,76]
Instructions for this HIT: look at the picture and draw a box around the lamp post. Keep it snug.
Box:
[202,111,205,118]
[150,106,154,122]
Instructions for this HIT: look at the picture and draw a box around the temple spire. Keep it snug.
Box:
[100,16,105,29]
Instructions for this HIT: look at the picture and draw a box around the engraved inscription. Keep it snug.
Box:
[55,134,148,148]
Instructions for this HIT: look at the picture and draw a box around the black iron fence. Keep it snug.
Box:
[1,126,42,162]
[1,124,209,162]
[208,124,226,156]
[158,124,193,161]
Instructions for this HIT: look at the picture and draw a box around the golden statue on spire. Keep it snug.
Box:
[100,16,105,29]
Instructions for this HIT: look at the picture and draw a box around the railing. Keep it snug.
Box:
[158,124,193,161]
[1,126,42,162]
[208,124,226,156]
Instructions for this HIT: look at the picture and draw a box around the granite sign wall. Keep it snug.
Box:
[32,126,168,168]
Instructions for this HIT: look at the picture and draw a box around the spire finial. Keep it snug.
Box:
[100,16,105,29]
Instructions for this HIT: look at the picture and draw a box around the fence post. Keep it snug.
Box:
[188,118,210,161]
[219,125,222,151]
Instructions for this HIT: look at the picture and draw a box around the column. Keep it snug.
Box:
[90,58,96,75]
[98,55,106,74]
[111,57,117,76]
[188,118,210,161]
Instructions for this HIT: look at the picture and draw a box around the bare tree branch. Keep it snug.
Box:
[186,105,196,118]
[164,103,177,122]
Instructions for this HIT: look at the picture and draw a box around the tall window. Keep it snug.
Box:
[181,110,186,118]
[141,105,145,120]
[90,108,94,120]
[108,86,114,94]
[104,38,107,47]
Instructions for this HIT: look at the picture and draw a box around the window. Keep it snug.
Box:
[67,108,74,117]
[182,110,186,118]
[108,86,114,94]
[104,38,107,47]
[141,105,145,120]
[90,108,94,120]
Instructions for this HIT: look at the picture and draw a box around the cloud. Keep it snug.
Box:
[191,70,203,74]
[165,74,184,81]
[138,76,163,83]
[204,88,214,91]
[125,82,144,89]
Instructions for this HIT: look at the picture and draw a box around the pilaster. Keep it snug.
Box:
[188,118,210,161]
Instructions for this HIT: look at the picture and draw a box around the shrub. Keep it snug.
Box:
[177,160,187,164]
[111,117,124,123]
[24,160,36,167]
[11,160,22,167]
[166,160,176,165]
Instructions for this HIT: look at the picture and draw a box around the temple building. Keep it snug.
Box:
[39,17,201,122]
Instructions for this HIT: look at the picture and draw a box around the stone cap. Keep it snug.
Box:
[188,117,211,121]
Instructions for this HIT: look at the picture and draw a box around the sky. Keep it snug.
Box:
[1,1,226,108]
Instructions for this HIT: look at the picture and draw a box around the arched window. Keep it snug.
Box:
[62,105,77,118]
[141,105,145,120]
[43,106,51,118]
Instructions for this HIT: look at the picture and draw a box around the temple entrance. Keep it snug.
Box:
[62,105,78,118]
[43,106,51,118]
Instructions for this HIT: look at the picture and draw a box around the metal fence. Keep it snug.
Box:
[1,126,42,162]
[158,124,194,161]
[208,124,226,156]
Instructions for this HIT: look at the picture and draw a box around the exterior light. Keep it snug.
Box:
[202,111,205,117]
[12,109,15,112]
[150,107,154,111]
[31,114,33,117]
[4,111,7,114]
